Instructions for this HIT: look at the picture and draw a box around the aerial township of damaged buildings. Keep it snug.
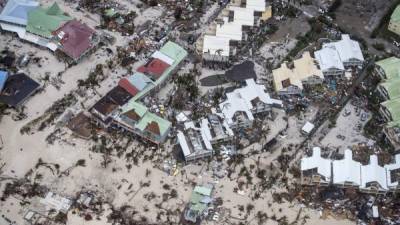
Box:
[3,0,400,224]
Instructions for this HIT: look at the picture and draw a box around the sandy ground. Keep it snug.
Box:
[0,1,362,225]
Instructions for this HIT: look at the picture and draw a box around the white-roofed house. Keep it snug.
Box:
[236,78,283,113]
[332,149,361,187]
[177,121,214,162]
[360,155,388,193]
[215,17,243,41]
[229,6,255,27]
[314,46,345,77]
[315,34,364,77]
[202,35,231,63]
[384,154,400,191]
[300,147,332,185]
[219,79,282,129]
[323,34,364,68]
[220,91,254,129]
[245,0,266,13]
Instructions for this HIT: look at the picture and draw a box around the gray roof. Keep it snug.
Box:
[0,0,38,26]
[127,72,154,91]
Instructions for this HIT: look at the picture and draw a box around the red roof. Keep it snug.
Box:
[118,78,139,96]
[53,20,95,60]
[137,58,170,79]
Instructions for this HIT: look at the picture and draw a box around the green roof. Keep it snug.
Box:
[382,98,400,124]
[188,186,213,213]
[376,57,400,80]
[380,77,400,100]
[391,5,400,23]
[135,112,171,135]
[193,186,212,196]
[190,192,208,212]
[26,2,72,38]
[132,41,187,101]
[121,101,147,117]
[104,8,117,17]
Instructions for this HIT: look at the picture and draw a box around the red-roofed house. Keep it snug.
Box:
[53,20,97,62]
[118,78,139,96]
[137,58,170,80]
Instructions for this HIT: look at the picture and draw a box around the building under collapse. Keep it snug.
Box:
[219,78,282,129]
[301,148,400,193]
[177,113,234,162]
[177,78,280,162]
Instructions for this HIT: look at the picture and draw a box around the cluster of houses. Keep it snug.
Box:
[272,34,365,96]
[0,70,40,107]
[0,0,98,63]
[301,147,400,193]
[90,41,187,145]
[201,0,272,64]
[177,78,282,162]
[375,57,400,150]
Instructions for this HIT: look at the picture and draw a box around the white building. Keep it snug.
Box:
[229,6,255,27]
[215,17,243,41]
[315,34,364,77]
[245,0,266,12]
[219,79,282,129]
[40,192,72,214]
[323,34,364,68]
[384,154,400,190]
[332,149,361,187]
[315,46,345,77]
[360,155,388,193]
[177,121,214,162]
[203,35,231,62]
[300,147,332,185]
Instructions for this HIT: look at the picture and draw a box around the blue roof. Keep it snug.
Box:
[0,70,9,93]
[0,0,39,26]
[127,72,154,91]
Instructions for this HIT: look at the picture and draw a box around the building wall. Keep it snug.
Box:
[322,67,344,77]
[389,21,400,36]
[343,58,363,68]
